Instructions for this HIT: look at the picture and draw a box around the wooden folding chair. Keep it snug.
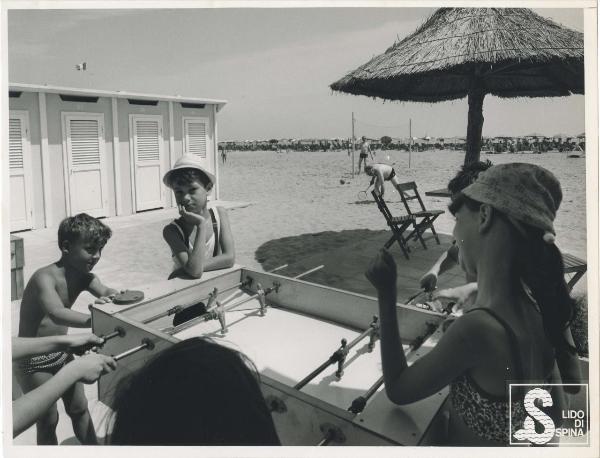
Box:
[562,252,587,292]
[372,190,415,259]
[396,181,444,249]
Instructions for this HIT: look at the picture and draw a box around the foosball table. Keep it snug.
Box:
[91,265,449,446]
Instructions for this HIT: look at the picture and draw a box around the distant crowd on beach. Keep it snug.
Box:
[219,134,585,154]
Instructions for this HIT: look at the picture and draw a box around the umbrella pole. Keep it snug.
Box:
[465,82,486,165]
[409,118,412,168]
[351,112,356,176]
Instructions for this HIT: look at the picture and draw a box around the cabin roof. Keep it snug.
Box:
[9,82,227,112]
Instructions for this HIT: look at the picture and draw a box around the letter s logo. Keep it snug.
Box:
[513,388,555,444]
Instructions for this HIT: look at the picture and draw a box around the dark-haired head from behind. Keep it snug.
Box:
[109,337,280,446]
[57,213,112,251]
[447,160,493,196]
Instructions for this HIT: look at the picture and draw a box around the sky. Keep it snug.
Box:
[6,6,586,141]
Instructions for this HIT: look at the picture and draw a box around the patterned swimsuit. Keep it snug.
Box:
[17,351,72,375]
[449,308,535,444]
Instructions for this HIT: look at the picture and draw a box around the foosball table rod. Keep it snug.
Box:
[223,264,324,317]
[293,264,324,279]
[294,316,379,390]
[73,326,127,355]
[164,265,323,335]
[113,338,155,362]
[164,279,282,336]
[141,277,254,325]
[203,281,281,334]
[101,326,126,343]
[143,264,295,326]
[347,321,443,414]
[269,263,288,272]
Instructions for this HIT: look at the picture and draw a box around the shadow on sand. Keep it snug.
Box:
[254,229,463,299]
[255,229,386,273]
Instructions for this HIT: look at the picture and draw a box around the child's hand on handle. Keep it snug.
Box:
[365,249,397,292]
[419,271,438,292]
[178,205,206,226]
[66,333,105,355]
[433,282,478,314]
[64,353,117,384]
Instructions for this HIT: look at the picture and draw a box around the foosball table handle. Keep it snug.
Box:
[348,396,367,414]
[264,395,287,413]
[317,423,345,446]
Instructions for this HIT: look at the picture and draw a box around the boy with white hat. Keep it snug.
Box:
[163,155,235,280]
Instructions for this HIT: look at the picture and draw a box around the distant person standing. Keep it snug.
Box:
[358,136,374,174]
[220,146,227,164]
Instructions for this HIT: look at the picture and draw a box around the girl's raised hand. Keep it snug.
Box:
[365,249,397,291]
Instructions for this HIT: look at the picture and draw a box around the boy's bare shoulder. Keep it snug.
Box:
[28,264,62,288]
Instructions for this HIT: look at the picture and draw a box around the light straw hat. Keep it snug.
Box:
[163,155,215,187]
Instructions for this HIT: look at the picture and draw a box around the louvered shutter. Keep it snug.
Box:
[135,120,161,162]
[184,119,207,158]
[9,112,34,231]
[69,119,101,166]
[9,118,24,170]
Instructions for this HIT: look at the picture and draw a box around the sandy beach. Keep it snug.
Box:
[221,148,587,266]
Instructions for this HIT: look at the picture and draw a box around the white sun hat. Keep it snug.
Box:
[163,154,215,187]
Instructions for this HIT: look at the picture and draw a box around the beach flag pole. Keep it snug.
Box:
[408,118,412,168]
[351,112,356,176]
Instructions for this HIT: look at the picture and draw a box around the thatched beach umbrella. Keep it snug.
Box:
[330,8,584,164]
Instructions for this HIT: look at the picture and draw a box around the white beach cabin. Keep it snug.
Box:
[8,83,226,232]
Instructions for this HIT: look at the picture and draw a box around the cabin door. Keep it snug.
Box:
[130,114,165,212]
[9,111,34,231]
[62,113,109,218]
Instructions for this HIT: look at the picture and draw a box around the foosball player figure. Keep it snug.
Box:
[216,300,227,334]
[334,339,348,379]
[256,283,267,317]
[368,316,379,351]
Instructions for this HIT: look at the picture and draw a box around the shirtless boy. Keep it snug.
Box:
[15,213,118,444]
